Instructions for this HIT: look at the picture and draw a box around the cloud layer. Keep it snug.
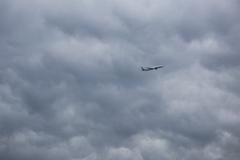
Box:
[1,0,240,159]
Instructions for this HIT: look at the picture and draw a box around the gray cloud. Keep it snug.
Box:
[1,0,240,159]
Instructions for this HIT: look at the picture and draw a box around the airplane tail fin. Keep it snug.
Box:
[141,67,144,71]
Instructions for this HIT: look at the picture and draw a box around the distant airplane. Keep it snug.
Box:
[141,65,164,71]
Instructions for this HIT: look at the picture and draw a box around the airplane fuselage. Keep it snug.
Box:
[141,65,164,71]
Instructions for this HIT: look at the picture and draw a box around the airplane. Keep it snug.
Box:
[141,65,164,71]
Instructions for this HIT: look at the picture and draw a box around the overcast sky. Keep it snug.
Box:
[1,0,240,160]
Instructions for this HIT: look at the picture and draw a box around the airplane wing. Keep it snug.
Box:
[156,65,164,68]
[141,65,164,71]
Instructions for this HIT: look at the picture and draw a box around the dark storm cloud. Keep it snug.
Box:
[1,0,240,160]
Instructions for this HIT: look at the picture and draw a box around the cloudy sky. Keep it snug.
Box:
[1,0,240,159]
